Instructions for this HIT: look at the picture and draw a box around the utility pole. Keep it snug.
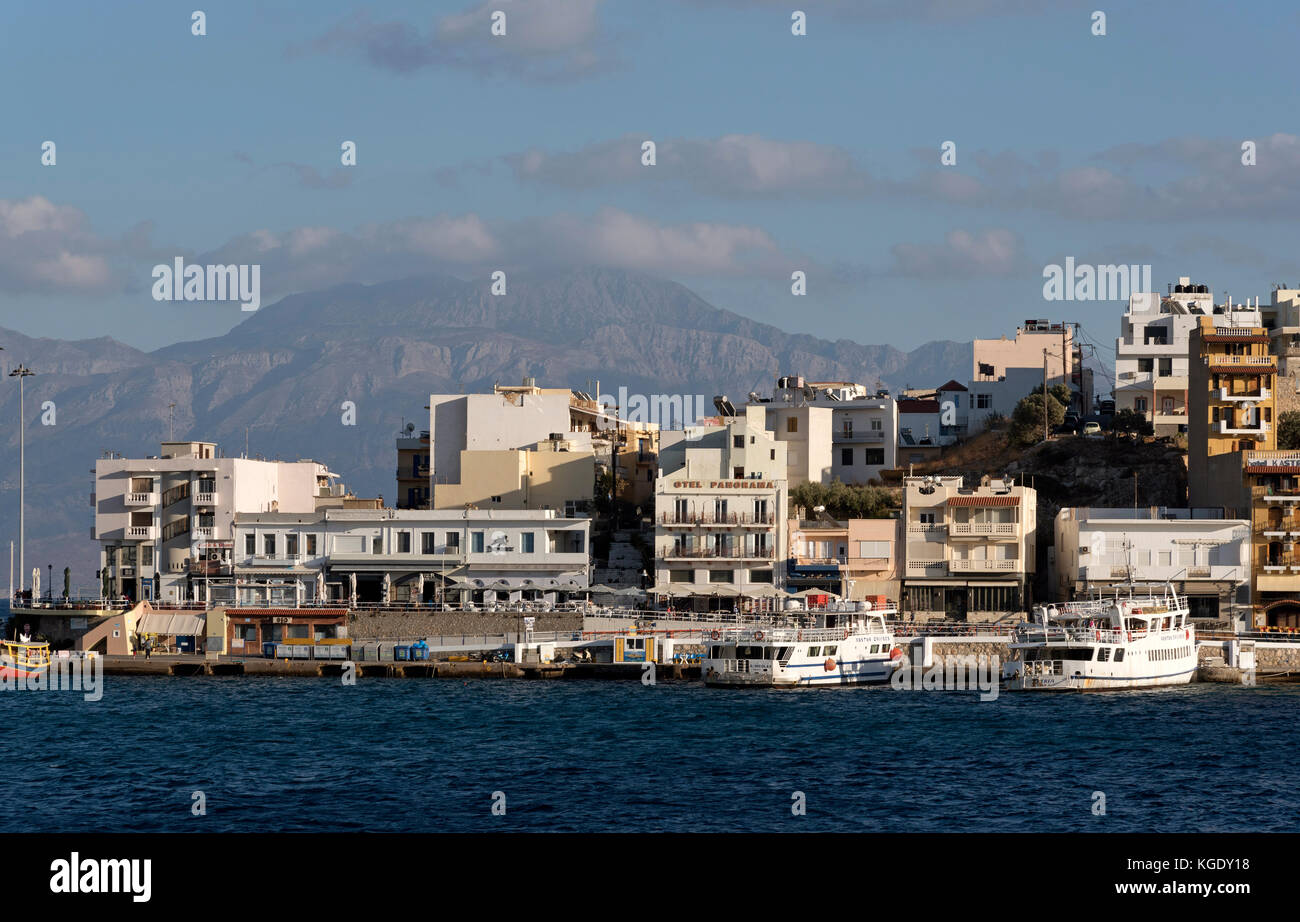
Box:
[1042,349,1049,442]
[9,364,34,598]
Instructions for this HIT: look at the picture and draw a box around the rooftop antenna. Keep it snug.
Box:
[168,403,176,441]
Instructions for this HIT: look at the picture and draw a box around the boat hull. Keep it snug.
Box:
[703,659,900,688]
[1005,665,1196,691]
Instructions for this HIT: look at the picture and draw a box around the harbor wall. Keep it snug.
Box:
[348,610,582,641]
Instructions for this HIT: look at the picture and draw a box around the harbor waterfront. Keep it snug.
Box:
[1,676,1296,833]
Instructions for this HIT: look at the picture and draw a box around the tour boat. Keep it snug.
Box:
[1003,590,1196,691]
[0,639,52,680]
[702,604,903,687]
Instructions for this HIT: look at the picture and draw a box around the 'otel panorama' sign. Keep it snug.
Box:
[671,480,777,489]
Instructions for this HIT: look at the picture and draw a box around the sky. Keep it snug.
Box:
[3,0,1300,368]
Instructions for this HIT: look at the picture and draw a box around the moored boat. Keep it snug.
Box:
[0,639,52,680]
[702,604,903,687]
[1003,590,1196,691]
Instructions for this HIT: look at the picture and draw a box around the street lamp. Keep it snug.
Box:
[9,364,34,598]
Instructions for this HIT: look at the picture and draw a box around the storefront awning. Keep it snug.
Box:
[136,613,207,636]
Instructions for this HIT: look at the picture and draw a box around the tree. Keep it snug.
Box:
[1279,410,1300,450]
[1008,388,1068,447]
[789,480,898,520]
[1112,408,1154,436]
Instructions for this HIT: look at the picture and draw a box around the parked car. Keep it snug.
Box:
[1082,421,1102,438]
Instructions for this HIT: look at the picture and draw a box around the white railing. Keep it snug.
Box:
[125,492,156,506]
[950,522,1017,537]
[194,491,217,505]
[949,558,1019,572]
[127,525,156,540]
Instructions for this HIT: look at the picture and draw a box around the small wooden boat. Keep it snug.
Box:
[0,640,52,680]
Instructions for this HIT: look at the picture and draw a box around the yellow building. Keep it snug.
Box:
[1187,316,1276,506]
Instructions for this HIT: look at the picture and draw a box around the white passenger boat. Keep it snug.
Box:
[701,605,903,687]
[1003,590,1196,691]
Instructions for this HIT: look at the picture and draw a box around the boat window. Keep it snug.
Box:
[1061,648,1095,661]
[775,647,791,660]
[825,646,837,656]
[1114,648,1125,662]
[808,646,821,656]
[1098,647,1111,662]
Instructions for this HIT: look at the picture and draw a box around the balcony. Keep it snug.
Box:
[126,525,157,541]
[905,560,948,577]
[1206,355,1275,370]
[949,558,1020,573]
[193,526,217,540]
[949,522,1018,538]
[1219,387,1270,402]
[193,491,218,506]
[907,523,947,537]
[1218,420,1270,437]
[663,546,776,561]
[657,513,775,527]
[832,430,886,443]
[125,491,157,506]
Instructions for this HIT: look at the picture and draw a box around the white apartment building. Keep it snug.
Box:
[1054,506,1250,623]
[750,376,897,486]
[968,320,1076,431]
[901,475,1037,621]
[1114,279,1262,434]
[655,406,788,608]
[93,441,341,603]
[229,508,590,607]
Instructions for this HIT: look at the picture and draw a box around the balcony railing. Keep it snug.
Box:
[658,513,776,526]
[1218,419,1270,436]
[193,526,217,540]
[1219,387,1270,402]
[663,546,776,560]
[949,558,1020,572]
[126,525,157,540]
[832,430,886,443]
[194,491,217,505]
[949,522,1017,537]
[125,491,157,506]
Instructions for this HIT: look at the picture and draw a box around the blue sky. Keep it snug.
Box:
[3,0,1299,363]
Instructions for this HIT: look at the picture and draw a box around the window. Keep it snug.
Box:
[1114,649,1125,662]
[1158,358,1172,377]
[733,466,744,479]
[976,394,992,409]
[919,512,936,525]
[372,537,381,555]
[471,531,485,553]
[522,532,535,553]
[490,495,502,503]
[709,570,730,582]
[871,418,882,431]
[286,534,298,557]
[245,533,255,556]
[669,570,691,583]
[1138,358,1153,373]
[446,532,460,551]
[786,417,798,433]
[733,435,743,448]
[770,449,776,460]
[864,449,884,465]
[858,540,890,558]
[263,534,276,556]
[840,448,853,466]
[421,532,436,554]
[1135,397,1148,414]
[398,531,411,553]
[140,545,153,567]
[808,647,821,656]
[306,534,317,556]
[841,420,853,438]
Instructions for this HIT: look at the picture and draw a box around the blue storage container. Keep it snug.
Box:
[411,641,429,661]
[394,644,410,661]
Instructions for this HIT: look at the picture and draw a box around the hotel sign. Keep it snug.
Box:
[1246,456,1300,470]
[671,480,776,489]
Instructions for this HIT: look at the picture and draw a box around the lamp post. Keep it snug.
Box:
[9,364,34,598]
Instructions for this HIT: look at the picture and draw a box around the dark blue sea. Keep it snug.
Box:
[2,676,1297,833]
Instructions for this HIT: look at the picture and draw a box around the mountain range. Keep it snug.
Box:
[0,268,970,589]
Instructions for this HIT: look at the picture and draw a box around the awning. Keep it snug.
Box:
[946,495,1020,507]
[136,613,207,636]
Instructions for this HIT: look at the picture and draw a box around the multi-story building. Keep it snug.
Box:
[93,441,342,604]
[1259,284,1300,415]
[410,379,656,514]
[897,397,943,466]
[1200,449,1300,629]
[654,406,787,608]
[1053,506,1250,623]
[968,320,1076,431]
[750,376,897,486]
[395,425,430,510]
[901,475,1037,621]
[228,508,590,608]
[786,515,901,600]
[1187,315,1277,506]
[1114,280,1261,434]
